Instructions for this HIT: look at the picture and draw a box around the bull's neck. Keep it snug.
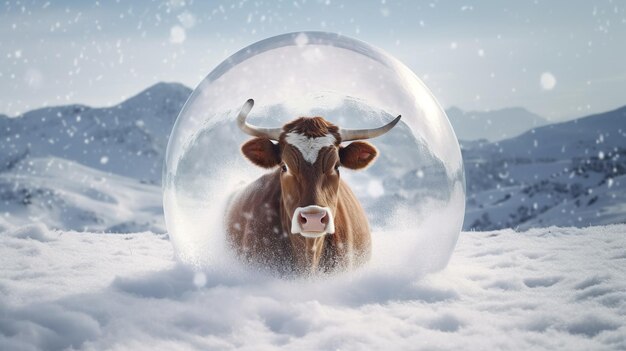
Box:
[277,174,326,274]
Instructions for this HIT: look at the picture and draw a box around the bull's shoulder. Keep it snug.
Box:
[229,171,281,212]
[226,170,292,271]
[337,180,367,218]
[225,170,283,236]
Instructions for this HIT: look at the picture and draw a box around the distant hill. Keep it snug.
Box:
[0,157,164,233]
[447,106,548,142]
[1,82,624,233]
[463,105,626,230]
[0,82,192,183]
[0,82,192,232]
[471,105,626,160]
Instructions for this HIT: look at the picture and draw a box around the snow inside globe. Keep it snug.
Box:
[163,32,465,276]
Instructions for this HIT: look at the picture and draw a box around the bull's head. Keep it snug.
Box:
[236,99,400,238]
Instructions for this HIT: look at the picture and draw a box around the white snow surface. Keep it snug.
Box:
[0,157,164,233]
[1,224,625,350]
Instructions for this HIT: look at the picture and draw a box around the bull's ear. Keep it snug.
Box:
[241,137,280,168]
[339,141,378,170]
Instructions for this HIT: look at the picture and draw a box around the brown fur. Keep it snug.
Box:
[339,141,378,170]
[282,117,342,140]
[241,138,280,168]
[226,117,377,275]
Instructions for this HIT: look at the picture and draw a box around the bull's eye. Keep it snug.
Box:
[281,164,288,173]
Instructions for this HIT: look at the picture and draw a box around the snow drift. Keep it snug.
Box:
[1,224,624,350]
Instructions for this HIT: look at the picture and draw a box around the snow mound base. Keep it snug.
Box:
[5,223,56,242]
[1,225,625,350]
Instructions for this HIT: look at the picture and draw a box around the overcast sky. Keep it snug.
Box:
[1,0,625,121]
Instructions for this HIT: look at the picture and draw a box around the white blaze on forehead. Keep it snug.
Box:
[285,132,336,164]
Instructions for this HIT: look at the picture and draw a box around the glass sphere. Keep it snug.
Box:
[163,32,465,275]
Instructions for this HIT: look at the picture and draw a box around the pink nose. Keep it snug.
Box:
[298,210,328,233]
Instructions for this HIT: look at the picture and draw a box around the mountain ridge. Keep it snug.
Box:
[462,104,626,230]
[1,81,625,232]
[0,82,192,183]
[446,105,548,142]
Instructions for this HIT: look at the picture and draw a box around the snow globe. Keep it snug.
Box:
[163,32,465,276]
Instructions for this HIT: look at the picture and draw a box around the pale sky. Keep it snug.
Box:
[1,0,625,121]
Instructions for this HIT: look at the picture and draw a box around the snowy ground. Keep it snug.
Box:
[1,224,625,350]
[0,158,165,234]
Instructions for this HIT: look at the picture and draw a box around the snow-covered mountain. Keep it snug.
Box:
[463,105,626,230]
[447,106,548,141]
[1,81,624,233]
[0,82,191,183]
[0,82,191,233]
[0,157,165,233]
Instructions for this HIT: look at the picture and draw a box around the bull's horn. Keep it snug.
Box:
[236,99,282,140]
[339,115,402,141]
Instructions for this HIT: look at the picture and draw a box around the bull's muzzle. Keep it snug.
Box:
[290,205,335,238]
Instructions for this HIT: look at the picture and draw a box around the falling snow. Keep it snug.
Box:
[169,25,186,44]
[1,2,626,347]
[541,72,557,90]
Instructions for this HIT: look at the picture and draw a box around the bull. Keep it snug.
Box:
[226,99,400,274]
